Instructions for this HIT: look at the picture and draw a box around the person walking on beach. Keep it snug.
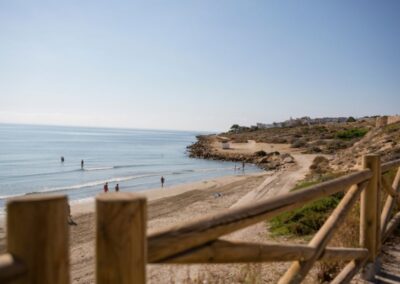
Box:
[81,159,84,169]
[104,182,109,193]
[161,176,165,188]
[115,183,119,192]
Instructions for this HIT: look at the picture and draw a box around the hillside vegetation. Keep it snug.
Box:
[223,119,375,155]
[186,118,400,282]
[332,121,400,170]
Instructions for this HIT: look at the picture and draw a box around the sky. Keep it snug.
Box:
[0,1,399,132]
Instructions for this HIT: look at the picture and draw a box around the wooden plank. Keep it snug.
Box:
[381,159,400,173]
[382,211,400,243]
[162,240,314,263]
[380,168,400,236]
[157,240,368,263]
[96,193,147,284]
[321,247,368,262]
[148,170,371,262]
[360,154,381,281]
[7,195,69,284]
[360,155,381,261]
[331,257,369,284]
[278,182,365,284]
[0,253,27,283]
[381,175,400,205]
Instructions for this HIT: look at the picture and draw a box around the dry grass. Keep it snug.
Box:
[163,264,266,284]
[316,169,397,282]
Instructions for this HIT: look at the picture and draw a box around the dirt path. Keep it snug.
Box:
[159,153,317,283]
[231,153,316,208]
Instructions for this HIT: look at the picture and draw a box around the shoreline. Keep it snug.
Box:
[0,139,315,283]
[0,171,268,225]
[69,171,267,217]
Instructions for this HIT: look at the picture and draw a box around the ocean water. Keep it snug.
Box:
[0,124,261,208]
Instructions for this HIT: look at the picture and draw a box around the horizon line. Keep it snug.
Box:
[0,121,217,134]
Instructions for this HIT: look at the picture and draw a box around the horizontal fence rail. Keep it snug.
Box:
[159,240,369,264]
[0,155,399,284]
[148,169,372,263]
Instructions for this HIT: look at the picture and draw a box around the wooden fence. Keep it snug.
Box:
[1,154,400,283]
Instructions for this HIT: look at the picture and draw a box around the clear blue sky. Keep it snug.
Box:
[1,1,399,131]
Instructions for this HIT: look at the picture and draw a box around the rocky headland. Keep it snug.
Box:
[187,135,295,171]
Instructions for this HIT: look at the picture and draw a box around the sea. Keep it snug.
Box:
[0,124,261,209]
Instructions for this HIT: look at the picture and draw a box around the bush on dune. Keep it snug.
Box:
[335,128,368,140]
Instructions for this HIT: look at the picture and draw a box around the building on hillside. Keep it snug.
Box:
[376,115,400,127]
[388,115,400,125]
[256,116,350,129]
[256,123,274,129]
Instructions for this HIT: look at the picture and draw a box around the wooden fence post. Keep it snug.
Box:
[360,154,381,280]
[96,192,147,284]
[7,195,69,284]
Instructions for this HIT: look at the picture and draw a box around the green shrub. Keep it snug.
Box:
[269,172,345,237]
[335,128,368,140]
[384,122,400,133]
[291,138,307,148]
[270,194,343,236]
[325,140,352,153]
[291,172,344,191]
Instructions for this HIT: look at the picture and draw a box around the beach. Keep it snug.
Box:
[68,172,268,283]
[70,146,315,283]
[0,124,262,208]
[0,138,316,283]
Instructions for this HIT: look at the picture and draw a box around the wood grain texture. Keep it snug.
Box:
[360,155,381,262]
[7,195,69,284]
[158,240,368,263]
[381,159,400,173]
[96,192,147,284]
[331,257,369,284]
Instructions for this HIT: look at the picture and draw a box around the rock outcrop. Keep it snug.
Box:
[187,135,295,171]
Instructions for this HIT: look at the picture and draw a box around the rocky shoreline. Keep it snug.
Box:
[187,135,295,171]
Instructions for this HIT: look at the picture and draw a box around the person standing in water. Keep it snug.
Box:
[103,182,109,193]
[161,176,165,188]
[242,161,245,172]
[115,183,119,192]
[61,156,65,163]
[81,159,84,169]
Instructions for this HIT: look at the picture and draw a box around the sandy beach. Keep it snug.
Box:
[70,141,315,283]
[0,142,316,283]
